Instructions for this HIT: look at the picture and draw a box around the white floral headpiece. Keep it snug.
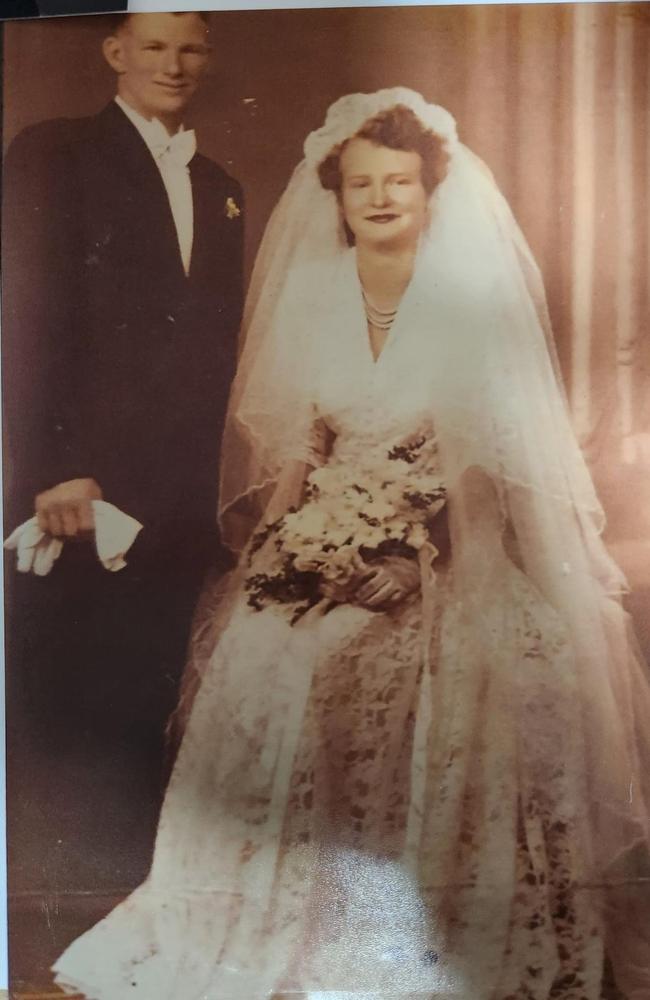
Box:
[303,88,458,169]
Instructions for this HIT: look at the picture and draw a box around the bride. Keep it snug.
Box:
[53,88,650,1000]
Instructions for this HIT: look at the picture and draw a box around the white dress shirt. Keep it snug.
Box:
[115,96,195,276]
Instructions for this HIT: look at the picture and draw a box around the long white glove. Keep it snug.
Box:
[4,500,143,576]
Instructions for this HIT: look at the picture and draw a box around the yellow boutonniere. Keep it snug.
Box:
[225,197,241,220]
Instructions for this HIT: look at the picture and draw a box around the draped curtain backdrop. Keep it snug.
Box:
[3,2,649,563]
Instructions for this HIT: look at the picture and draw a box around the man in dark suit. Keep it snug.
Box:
[3,12,244,902]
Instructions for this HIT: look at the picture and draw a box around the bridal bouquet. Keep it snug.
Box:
[245,436,446,623]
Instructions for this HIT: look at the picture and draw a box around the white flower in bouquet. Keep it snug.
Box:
[327,526,357,548]
[340,487,369,512]
[306,465,335,492]
[406,522,429,550]
[363,497,397,522]
[281,506,329,541]
[379,481,403,506]
[356,524,387,549]
[320,546,361,584]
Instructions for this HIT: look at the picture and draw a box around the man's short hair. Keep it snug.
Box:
[108,11,211,32]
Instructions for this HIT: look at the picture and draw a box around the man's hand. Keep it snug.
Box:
[35,478,102,538]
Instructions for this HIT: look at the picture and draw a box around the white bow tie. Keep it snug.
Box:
[146,119,197,168]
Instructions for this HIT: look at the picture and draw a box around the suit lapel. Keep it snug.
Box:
[188,156,209,284]
[188,154,233,289]
[88,102,187,285]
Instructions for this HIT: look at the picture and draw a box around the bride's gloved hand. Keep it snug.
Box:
[320,552,372,604]
[353,555,420,610]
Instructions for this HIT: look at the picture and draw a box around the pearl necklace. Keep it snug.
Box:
[362,288,398,331]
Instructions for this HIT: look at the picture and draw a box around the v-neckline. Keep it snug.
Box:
[350,252,409,368]
[367,325,392,365]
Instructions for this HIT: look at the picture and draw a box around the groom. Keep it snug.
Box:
[3,12,243,893]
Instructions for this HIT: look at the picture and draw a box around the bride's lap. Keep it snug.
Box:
[185,593,422,723]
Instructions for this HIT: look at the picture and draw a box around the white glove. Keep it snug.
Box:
[4,500,143,576]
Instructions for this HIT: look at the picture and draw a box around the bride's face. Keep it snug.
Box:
[339,138,429,251]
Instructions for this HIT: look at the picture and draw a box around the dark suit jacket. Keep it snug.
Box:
[2,101,244,575]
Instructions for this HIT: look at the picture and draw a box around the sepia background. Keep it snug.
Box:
[3,3,650,993]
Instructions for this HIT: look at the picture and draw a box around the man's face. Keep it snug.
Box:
[103,14,210,124]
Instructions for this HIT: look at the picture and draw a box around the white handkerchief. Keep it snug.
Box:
[4,501,143,576]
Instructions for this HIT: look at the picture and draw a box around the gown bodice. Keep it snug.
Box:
[308,250,439,475]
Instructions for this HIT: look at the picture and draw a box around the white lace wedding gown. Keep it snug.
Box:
[54,291,618,1000]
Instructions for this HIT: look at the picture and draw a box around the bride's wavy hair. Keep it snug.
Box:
[317,104,451,199]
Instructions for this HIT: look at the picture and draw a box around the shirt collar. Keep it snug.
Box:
[115,95,186,154]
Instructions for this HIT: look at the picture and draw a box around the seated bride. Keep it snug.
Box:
[53,88,650,1000]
